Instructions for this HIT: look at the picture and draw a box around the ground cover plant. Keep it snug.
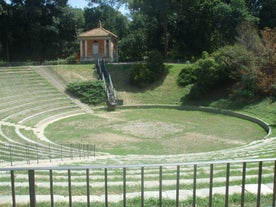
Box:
[67,80,105,105]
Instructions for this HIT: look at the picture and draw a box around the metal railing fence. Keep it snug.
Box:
[0,143,95,166]
[0,158,276,207]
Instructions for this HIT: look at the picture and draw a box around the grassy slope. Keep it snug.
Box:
[48,64,276,137]
[47,64,98,83]
[108,64,190,105]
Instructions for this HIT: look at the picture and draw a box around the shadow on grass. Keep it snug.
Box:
[108,64,172,93]
[180,83,276,111]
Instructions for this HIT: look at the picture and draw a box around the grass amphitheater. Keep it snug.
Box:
[0,64,276,206]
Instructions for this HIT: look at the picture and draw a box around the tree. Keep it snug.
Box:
[118,11,148,61]
[259,0,276,28]
[127,0,177,60]
[0,0,83,62]
[88,0,129,9]
[84,5,129,38]
[0,0,9,61]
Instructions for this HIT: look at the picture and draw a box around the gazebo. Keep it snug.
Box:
[78,22,118,62]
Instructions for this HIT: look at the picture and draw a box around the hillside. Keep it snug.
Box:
[47,63,276,137]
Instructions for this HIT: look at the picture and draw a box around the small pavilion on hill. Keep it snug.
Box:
[78,22,118,62]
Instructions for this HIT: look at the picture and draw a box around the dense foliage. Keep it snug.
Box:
[0,0,275,62]
[0,0,85,62]
[130,50,167,88]
[67,80,105,105]
[177,24,276,100]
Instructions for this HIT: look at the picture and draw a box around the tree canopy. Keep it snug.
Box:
[0,0,275,62]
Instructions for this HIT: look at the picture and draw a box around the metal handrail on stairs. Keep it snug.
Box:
[96,59,118,109]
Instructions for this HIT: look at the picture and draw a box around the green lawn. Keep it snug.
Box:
[45,108,266,155]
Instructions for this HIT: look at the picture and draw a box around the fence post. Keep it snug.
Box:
[141,167,144,207]
[225,163,230,207]
[193,164,197,207]
[176,165,180,207]
[209,164,214,207]
[9,145,13,166]
[123,167,126,207]
[49,170,54,207]
[68,169,72,207]
[28,170,36,207]
[105,168,108,207]
[159,166,163,207]
[11,170,16,207]
[257,161,263,207]
[273,161,276,207]
[241,162,246,207]
[86,169,90,207]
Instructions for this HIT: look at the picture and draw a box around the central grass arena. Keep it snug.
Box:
[45,107,266,155]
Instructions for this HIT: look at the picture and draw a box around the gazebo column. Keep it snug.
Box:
[104,40,107,57]
[85,40,88,58]
[80,40,83,58]
[109,39,113,61]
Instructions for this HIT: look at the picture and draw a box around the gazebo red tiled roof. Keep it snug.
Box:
[79,22,117,39]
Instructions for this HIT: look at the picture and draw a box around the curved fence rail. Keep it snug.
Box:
[0,143,95,166]
[0,158,276,207]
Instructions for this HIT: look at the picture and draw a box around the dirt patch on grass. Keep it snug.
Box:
[111,120,187,139]
[85,133,140,151]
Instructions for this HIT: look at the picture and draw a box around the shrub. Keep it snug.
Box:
[177,53,221,96]
[146,50,166,79]
[177,64,197,87]
[130,64,153,88]
[230,66,260,99]
[67,80,105,105]
[66,54,77,64]
[129,50,167,88]
[213,45,255,80]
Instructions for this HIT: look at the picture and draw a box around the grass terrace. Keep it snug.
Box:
[0,64,275,206]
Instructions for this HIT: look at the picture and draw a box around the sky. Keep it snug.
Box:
[68,0,89,8]
[4,0,128,15]
[4,0,89,8]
